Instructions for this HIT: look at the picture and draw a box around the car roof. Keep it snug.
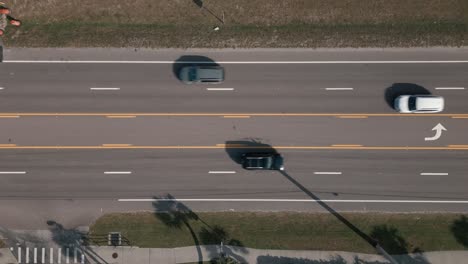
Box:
[197,66,224,80]
[415,96,444,110]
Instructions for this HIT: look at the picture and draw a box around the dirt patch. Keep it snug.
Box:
[3,0,468,47]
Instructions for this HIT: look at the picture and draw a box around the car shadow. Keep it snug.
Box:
[224,139,278,165]
[173,55,220,82]
[384,83,431,110]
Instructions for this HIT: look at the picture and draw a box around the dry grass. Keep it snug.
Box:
[3,0,468,47]
[90,212,468,253]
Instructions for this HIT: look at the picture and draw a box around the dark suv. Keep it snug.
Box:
[178,66,224,84]
[241,153,284,171]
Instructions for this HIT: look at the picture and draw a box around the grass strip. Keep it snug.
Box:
[3,21,466,48]
[3,0,467,48]
[89,212,468,254]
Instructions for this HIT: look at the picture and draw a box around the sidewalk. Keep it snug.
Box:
[47,246,468,264]
[0,248,18,264]
[2,244,468,264]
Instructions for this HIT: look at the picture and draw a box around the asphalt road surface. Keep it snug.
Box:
[0,48,467,228]
[0,62,467,113]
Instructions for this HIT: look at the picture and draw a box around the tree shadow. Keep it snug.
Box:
[199,225,248,263]
[224,139,277,165]
[152,194,203,264]
[257,255,348,264]
[153,194,248,264]
[173,55,219,82]
[370,225,428,264]
[384,83,431,110]
[451,215,468,248]
[47,220,109,264]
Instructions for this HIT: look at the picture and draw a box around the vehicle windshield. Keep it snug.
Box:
[188,68,197,81]
[408,97,417,111]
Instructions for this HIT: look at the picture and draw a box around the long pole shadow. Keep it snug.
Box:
[279,171,399,264]
[193,0,224,24]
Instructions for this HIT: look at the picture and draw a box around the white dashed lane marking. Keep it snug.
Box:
[435,87,465,90]
[420,172,448,176]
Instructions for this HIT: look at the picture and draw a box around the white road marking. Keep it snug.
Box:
[435,87,465,90]
[81,252,85,264]
[50,248,53,264]
[66,248,69,264]
[26,247,29,264]
[314,172,342,175]
[209,171,236,174]
[74,248,77,263]
[34,248,37,264]
[58,248,61,264]
[206,88,234,91]
[5,60,468,64]
[325,88,353,91]
[90,87,120,91]
[17,247,21,263]
[420,172,448,176]
[41,248,45,264]
[0,87,4,90]
[104,171,132,174]
[119,198,468,204]
[0,171,26,174]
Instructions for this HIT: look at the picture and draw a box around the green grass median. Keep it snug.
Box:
[3,0,467,48]
[89,212,468,254]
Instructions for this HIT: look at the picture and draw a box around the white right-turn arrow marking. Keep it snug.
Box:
[425,123,447,141]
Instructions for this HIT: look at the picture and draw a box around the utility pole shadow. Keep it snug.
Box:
[192,0,224,25]
[47,220,109,264]
[278,170,399,264]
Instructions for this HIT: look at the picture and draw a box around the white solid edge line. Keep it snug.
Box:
[118,198,468,204]
[0,171,26,174]
[325,88,353,91]
[209,171,237,174]
[314,172,342,175]
[435,87,465,90]
[206,88,235,91]
[104,171,132,174]
[90,87,120,90]
[4,60,468,64]
[420,172,448,176]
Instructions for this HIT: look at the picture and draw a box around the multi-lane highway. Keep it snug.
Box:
[0,62,467,112]
[1,48,468,228]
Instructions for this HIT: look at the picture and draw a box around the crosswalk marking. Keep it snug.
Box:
[26,247,29,264]
[13,247,85,264]
[17,247,22,263]
[73,248,77,264]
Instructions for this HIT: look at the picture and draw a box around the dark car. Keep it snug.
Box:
[178,66,224,84]
[241,153,284,171]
